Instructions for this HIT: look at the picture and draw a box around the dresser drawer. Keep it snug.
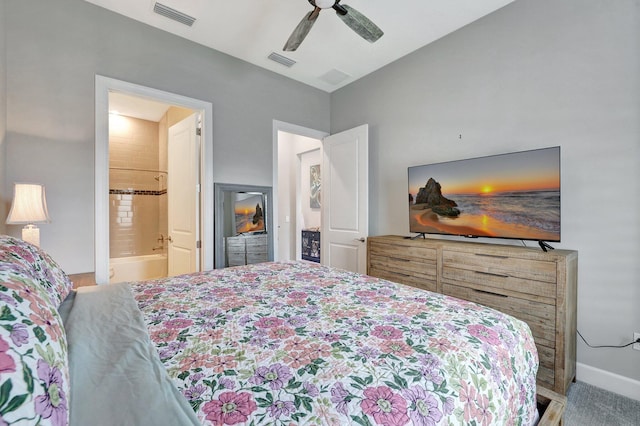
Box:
[369,266,437,292]
[228,253,246,267]
[369,240,436,262]
[442,283,556,348]
[226,238,245,251]
[442,266,556,303]
[246,234,267,248]
[247,253,268,264]
[369,253,436,277]
[443,249,557,282]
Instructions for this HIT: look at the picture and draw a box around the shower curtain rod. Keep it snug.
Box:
[109,167,168,174]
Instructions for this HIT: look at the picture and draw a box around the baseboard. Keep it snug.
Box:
[576,362,640,401]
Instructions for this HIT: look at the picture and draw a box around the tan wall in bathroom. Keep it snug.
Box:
[109,115,162,258]
[108,107,194,258]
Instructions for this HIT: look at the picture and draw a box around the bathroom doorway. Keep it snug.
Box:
[95,76,214,284]
[107,92,197,283]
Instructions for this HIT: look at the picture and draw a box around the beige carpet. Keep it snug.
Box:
[564,381,640,426]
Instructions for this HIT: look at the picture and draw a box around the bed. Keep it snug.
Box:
[0,235,541,425]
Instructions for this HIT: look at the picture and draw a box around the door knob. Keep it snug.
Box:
[355,237,365,243]
[166,236,173,243]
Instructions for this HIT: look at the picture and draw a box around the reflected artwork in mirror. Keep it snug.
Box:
[214,183,273,269]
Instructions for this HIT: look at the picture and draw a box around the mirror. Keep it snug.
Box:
[214,183,274,268]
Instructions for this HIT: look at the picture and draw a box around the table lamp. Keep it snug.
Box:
[6,183,51,247]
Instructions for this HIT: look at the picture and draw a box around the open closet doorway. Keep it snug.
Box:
[95,76,214,284]
[273,121,327,263]
[274,120,370,273]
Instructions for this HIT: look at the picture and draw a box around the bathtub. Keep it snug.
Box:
[109,254,168,284]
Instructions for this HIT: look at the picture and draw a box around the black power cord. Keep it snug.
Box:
[578,330,640,349]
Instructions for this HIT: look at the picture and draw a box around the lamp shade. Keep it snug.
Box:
[6,183,51,224]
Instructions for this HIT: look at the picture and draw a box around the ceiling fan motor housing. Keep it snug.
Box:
[314,0,337,9]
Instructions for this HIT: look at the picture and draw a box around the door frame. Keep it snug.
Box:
[272,120,328,261]
[95,75,214,284]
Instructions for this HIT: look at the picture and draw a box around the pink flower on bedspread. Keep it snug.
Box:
[307,342,332,360]
[283,350,311,369]
[361,386,409,426]
[164,318,194,329]
[254,316,284,328]
[287,291,308,299]
[208,355,237,373]
[27,298,64,343]
[467,324,501,345]
[150,327,179,342]
[380,340,413,358]
[203,391,257,425]
[459,380,478,422]
[474,393,494,426]
[429,337,454,353]
[199,328,224,342]
[0,336,16,373]
[268,326,295,340]
[354,290,377,299]
[283,336,309,352]
[371,325,404,340]
[180,352,214,371]
[34,359,68,426]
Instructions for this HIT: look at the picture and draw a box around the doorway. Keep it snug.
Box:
[273,121,370,273]
[272,121,327,262]
[95,76,214,284]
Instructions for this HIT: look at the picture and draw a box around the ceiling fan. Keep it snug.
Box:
[283,0,384,51]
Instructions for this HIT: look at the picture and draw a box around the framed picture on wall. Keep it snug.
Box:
[310,164,321,208]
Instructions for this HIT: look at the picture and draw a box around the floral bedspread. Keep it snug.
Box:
[132,261,538,426]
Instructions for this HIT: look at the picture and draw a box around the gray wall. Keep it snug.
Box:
[3,0,330,272]
[331,0,640,385]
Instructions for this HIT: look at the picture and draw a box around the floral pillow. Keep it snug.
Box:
[0,235,73,307]
[0,266,70,426]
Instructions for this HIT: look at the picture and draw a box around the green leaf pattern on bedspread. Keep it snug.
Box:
[132,261,538,426]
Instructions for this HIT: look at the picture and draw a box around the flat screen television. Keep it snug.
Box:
[233,192,266,235]
[408,147,560,244]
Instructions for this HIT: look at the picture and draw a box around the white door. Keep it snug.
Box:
[168,113,200,276]
[321,124,369,273]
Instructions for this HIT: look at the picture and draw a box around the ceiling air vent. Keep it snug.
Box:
[153,2,196,27]
[319,69,351,86]
[268,52,296,68]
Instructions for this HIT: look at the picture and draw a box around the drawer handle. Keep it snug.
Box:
[390,257,410,262]
[475,270,509,279]
[475,253,509,259]
[473,288,508,298]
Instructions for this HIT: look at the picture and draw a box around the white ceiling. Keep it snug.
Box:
[85,0,515,93]
[109,92,171,121]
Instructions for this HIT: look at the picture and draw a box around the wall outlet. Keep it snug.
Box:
[634,332,640,351]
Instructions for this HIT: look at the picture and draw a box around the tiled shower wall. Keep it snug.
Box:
[109,114,167,258]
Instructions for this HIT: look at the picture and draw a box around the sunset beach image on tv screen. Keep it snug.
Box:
[408,147,560,241]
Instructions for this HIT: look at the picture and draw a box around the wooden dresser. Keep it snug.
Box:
[367,235,577,395]
[226,234,268,266]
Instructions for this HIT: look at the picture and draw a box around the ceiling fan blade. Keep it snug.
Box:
[283,9,320,52]
[336,4,383,43]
